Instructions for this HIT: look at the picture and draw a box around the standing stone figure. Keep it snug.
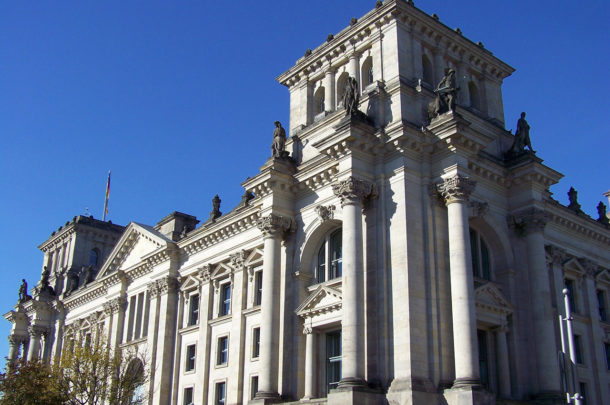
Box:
[509,112,535,154]
[567,187,582,213]
[431,68,458,117]
[210,194,222,222]
[271,121,287,158]
[597,202,610,225]
[18,279,28,302]
[343,77,360,116]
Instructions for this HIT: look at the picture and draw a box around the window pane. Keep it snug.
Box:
[220,284,231,316]
[477,330,489,388]
[469,229,480,277]
[251,376,258,400]
[186,345,196,371]
[89,249,99,267]
[326,331,342,392]
[188,294,199,326]
[253,328,260,358]
[317,245,326,283]
[330,230,342,279]
[255,272,263,306]
[573,335,583,364]
[480,240,490,280]
[184,387,193,405]
[216,382,226,405]
[597,290,607,322]
[217,337,228,365]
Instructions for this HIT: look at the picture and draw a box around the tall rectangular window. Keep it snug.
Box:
[215,382,226,405]
[252,327,260,358]
[251,376,259,400]
[254,271,263,306]
[220,284,231,316]
[605,343,610,370]
[477,330,489,388]
[565,279,577,313]
[183,387,193,405]
[598,290,607,322]
[574,334,583,364]
[217,336,228,365]
[326,331,341,393]
[188,294,199,326]
[185,344,196,372]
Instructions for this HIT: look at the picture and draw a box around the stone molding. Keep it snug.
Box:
[436,174,476,205]
[331,177,378,207]
[230,250,247,269]
[257,214,295,239]
[315,204,336,221]
[508,207,549,236]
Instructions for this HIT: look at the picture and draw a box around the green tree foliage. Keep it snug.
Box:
[0,337,148,405]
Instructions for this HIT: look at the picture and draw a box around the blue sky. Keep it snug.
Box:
[0,1,608,366]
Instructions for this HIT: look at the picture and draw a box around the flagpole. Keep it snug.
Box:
[102,170,111,222]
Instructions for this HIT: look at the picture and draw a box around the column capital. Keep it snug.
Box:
[105,296,127,315]
[436,174,476,205]
[199,264,212,283]
[332,177,378,207]
[230,250,247,270]
[303,325,313,335]
[545,245,568,266]
[508,207,549,235]
[155,276,180,297]
[28,325,49,338]
[257,213,295,238]
[7,334,23,346]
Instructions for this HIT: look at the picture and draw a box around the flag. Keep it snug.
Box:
[103,171,111,221]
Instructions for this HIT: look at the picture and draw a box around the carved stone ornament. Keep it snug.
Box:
[469,201,489,218]
[107,296,128,314]
[315,205,336,221]
[545,245,568,266]
[156,277,179,296]
[199,265,212,283]
[257,214,294,238]
[28,324,49,338]
[507,207,549,236]
[436,174,476,205]
[230,250,247,269]
[332,177,378,207]
[303,325,313,335]
[579,258,599,279]
[102,302,114,316]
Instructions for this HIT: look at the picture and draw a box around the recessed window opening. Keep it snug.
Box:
[316,229,342,284]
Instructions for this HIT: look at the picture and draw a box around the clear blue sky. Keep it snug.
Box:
[1,1,608,366]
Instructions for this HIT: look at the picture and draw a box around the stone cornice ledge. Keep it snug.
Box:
[545,199,610,245]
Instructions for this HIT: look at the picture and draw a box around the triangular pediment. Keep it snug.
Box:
[98,223,175,278]
[211,263,233,280]
[180,275,201,291]
[244,248,264,266]
[296,285,342,318]
[564,258,585,275]
[597,268,610,285]
[475,282,513,315]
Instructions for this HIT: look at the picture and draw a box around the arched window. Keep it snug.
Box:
[361,57,373,88]
[469,81,481,111]
[422,54,433,85]
[89,249,99,267]
[316,229,342,283]
[314,86,325,115]
[125,358,145,405]
[470,228,490,280]
[336,72,349,108]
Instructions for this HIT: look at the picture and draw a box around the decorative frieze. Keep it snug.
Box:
[257,214,294,239]
[331,177,378,207]
[436,174,476,205]
[315,205,336,221]
[508,207,549,236]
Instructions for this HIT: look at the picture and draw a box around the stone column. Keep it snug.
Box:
[437,174,480,387]
[495,326,511,398]
[324,68,335,112]
[255,214,293,400]
[303,325,315,400]
[7,335,20,362]
[332,177,377,387]
[27,325,46,361]
[433,50,445,85]
[510,208,561,395]
[107,297,127,349]
[348,53,360,89]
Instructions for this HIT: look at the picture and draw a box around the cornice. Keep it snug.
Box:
[63,284,108,311]
[545,200,610,245]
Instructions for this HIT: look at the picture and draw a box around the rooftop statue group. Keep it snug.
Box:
[429,68,458,118]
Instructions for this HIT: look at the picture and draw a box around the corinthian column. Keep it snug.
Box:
[509,208,560,396]
[437,174,480,387]
[27,325,48,361]
[332,177,377,388]
[255,214,293,400]
[303,325,315,400]
[7,335,20,363]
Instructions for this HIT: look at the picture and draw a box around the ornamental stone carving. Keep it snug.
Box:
[331,177,378,207]
[545,245,568,266]
[508,207,549,236]
[156,277,179,296]
[105,296,127,314]
[315,205,336,221]
[579,258,599,279]
[436,174,476,205]
[230,250,247,269]
[28,325,49,338]
[199,265,212,282]
[257,214,294,238]
[303,325,313,335]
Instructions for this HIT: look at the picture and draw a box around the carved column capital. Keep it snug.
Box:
[257,214,294,239]
[545,245,568,266]
[28,325,49,338]
[332,177,378,207]
[199,264,212,283]
[303,325,313,335]
[106,296,127,314]
[436,174,476,205]
[508,208,549,236]
[155,276,179,296]
[579,258,599,279]
[230,250,247,270]
[7,334,22,346]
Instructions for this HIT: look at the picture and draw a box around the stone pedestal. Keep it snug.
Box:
[327,385,383,405]
[443,385,495,405]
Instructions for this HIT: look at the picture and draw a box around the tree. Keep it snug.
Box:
[0,358,63,405]
[0,337,148,405]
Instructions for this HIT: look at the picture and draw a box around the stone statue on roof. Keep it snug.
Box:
[509,112,535,155]
[343,77,360,116]
[271,121,287,159]
[18,279,30,303]
[430,68,458,118]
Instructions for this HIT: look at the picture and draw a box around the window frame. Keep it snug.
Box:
[217,335,229,366]
[215,381,226,405]
[254,271,263,307]
[597,289,607,322]
[185,344,196,373]
[315,228,342,285]
[187,293,200,327]
[469,228,491,281]
[252,327,260,360]
[219,282,232,317]
[183,386,194,405]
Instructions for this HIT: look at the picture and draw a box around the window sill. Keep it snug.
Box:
[243,306,261,316]
[209,315,232,326]
[214,362,229,369]
[184,369,196,375]
[179,324,199,335]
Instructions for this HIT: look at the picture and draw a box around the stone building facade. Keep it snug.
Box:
[5,1,610,404]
